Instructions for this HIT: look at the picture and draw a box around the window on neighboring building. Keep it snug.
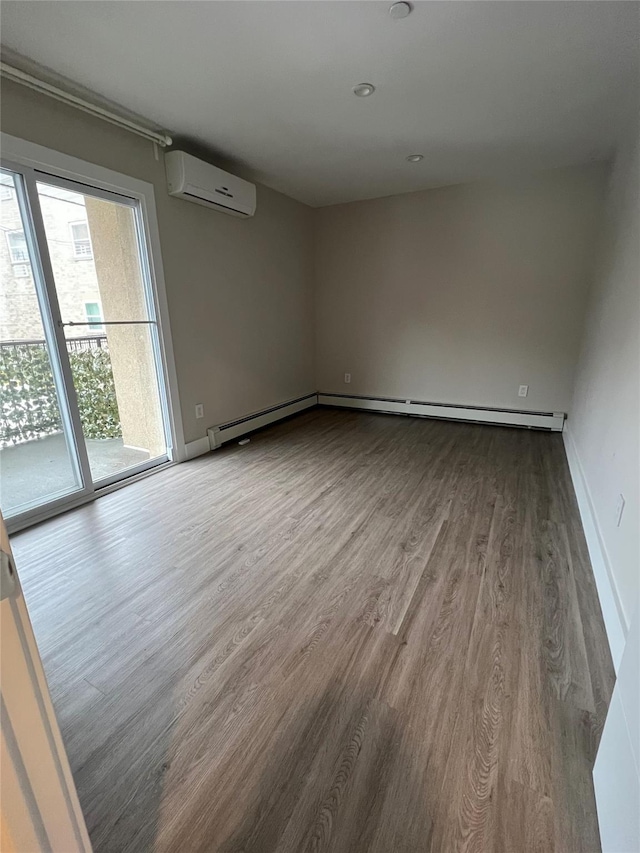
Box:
[70,221,93,259]
[84,301,104,331]
[12,263,30,278]
[6,230,29,263]
[0,173,13,200]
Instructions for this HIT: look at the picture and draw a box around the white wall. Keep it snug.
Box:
[565,127,639,852]
[315,164,608,414]
[567,130,639,637]
[594,609,639,853]
[0,79,316,446]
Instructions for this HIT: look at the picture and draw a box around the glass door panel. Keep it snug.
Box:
[35,179,169,484]
[0,170,82,516]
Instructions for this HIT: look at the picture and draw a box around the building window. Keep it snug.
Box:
[70,221,93,259]
[6,230,29,263]
[13,263,30,278]
[0,173,13,200]
[84,302,104,331]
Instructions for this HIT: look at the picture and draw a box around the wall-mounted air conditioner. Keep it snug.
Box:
[165,151,256,218]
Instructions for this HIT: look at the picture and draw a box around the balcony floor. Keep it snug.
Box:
[0,432,150,516]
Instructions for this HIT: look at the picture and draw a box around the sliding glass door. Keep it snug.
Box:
[0,169,83,515]
[0,162,171,524]
[35,177,168,485]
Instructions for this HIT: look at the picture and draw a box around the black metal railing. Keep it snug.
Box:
[0,334,108,354]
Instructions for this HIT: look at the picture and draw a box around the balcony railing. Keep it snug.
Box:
[0,334,108,352]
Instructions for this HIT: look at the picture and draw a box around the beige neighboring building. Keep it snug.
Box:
[0,173,104,341]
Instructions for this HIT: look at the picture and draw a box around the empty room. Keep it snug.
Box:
[0,2,638,852]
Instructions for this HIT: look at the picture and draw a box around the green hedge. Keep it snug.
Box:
[0,341,121,445]
[71,348,122,439]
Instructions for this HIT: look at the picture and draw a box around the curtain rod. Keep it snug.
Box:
[0,62,173,147]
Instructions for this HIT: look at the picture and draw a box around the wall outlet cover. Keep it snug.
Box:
[518,385,529,397]
[615,493,625,527]
[195,404,204,419]
[344,373,351,384]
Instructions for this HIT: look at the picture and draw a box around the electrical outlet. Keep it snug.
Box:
[615,493,625,527]
[195,404,204,419]
[344,373,351,384]
[518,385,529,398]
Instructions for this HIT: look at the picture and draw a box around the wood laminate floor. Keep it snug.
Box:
[12,409,615,853]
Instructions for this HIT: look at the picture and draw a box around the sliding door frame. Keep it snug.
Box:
[33,170,173,487]
[9,162,95,505]
[1,133,185,533]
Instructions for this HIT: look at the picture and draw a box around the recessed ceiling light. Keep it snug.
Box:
[406,154,424,163]
[389,2,412,19]
[353,83,375,98]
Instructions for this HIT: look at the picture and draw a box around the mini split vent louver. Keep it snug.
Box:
[165,150,256,217]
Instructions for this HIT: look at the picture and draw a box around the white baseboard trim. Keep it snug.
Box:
[318,393,565,431]
[184,436,211,460]
[208,393,318,449]
[563,425,627,671]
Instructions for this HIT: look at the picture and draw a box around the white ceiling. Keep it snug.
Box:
[1,1,638,206]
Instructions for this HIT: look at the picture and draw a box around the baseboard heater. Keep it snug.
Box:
[208,393,318,449]
[317,393,565,431]
[205,391,563,451]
